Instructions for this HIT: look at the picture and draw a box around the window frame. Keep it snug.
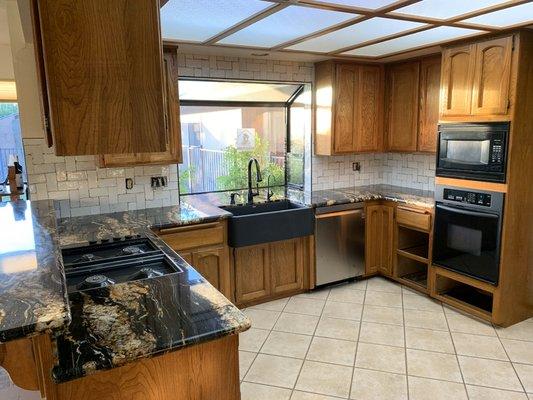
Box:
[178,78,306,195]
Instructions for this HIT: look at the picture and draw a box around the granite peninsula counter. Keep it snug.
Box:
[0,199,249,385]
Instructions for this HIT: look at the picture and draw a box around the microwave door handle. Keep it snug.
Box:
[436,204,499,219]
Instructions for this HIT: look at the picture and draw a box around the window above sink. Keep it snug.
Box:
[177,79,311,197]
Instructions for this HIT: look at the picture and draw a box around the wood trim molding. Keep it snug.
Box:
[435,177,508,193]
[203,3,289,45]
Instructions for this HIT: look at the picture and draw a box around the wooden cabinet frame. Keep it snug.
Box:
[34,0,169,156]
[233,237,312,307]
[315,61,384,155]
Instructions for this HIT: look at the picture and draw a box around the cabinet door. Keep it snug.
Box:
[440,45,476,117]
[418,57,441,153]
[334,64,357,153]
[270,238,304,295]
[471,36,513,117]
[234,244,270,304]
[99,52,182,167]
[192,247,230,298]
[365,205,382,275]
[355,65,384,152]
[378,205,394,277]
[386,62,419,152]
[37,0,167,155]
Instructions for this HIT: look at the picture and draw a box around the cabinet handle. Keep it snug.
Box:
[158,222,220,235]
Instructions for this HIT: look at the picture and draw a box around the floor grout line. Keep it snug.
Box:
[402,285,410,400]
[240,278,533,399]
[495,322,529,395]
[443,302,471,400]
[290,285,331,396]
[347,286,366,400]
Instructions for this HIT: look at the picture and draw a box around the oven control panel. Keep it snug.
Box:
[443,188,492,207]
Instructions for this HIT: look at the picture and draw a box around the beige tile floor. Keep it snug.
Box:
[1,277,532,400]
[239,277,533,400]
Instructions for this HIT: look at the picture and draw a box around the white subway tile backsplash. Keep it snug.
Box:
[23,138,180,218]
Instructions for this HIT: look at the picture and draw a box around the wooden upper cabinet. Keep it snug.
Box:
[314,61,384,155]
[355,65,384,152]
[386,61,420,152]
[36,0,167,156]
[334,64,358,153]
[471,36,513,116]
[99,51,183,167]
[418,57,441,153]
[440,35,514,120]
[440,44,475,117]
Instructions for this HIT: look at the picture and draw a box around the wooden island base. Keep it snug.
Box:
[2,334,241,400]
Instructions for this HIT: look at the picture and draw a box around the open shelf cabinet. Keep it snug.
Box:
[431,266,495,322]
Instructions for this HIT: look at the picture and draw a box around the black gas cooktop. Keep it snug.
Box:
[62,235,183,294]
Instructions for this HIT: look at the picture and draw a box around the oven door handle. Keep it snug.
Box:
[436,204,499,219]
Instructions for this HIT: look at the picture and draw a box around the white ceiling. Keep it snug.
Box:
[161,0,533,61]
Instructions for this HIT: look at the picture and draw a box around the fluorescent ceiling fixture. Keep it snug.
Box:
[218,6,355,48]
[343,26,484,57]
[310,0,399,9]
[288,17,424,53]
[394,0,507,20]
[179,80,303,102]
[462,2,533,27]
[160,0,271,42]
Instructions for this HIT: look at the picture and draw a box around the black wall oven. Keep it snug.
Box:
[432,185,504,285]
[436,122,509,182]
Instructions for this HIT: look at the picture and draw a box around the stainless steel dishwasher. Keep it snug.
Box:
[315,203,365,287]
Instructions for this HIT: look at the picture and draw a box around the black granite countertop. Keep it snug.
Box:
[52,201,248,382]
[309,184,434,209]
[0,198,249,383]
[53,229,249,383]
[0,200,70,342]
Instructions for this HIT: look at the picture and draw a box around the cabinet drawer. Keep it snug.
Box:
[158,222,224,251]
[396,206,431,231]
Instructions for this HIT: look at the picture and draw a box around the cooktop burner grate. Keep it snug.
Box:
[61,235,183,294]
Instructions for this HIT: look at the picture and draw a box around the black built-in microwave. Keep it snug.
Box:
[436,122,509,183]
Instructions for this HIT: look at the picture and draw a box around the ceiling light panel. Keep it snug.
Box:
[342,26,484,57]
[160,0,271,42]
[287,17,424,53]
[462,2,533,27]
[393,0,507,20]
[218,6,355,48]
[310,0,399,9]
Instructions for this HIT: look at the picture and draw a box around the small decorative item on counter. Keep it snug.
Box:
[7,155,24,193]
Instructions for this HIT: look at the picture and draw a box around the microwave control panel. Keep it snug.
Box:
[491,139,504,164]
[443,189,492,207]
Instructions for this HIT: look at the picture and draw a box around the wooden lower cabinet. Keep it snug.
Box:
[156,221,232,300]
[234,237,307,306]
[270,239,304,295]
[234,244,271,304]
[365,203,394,276]
[21,334,241,400]
[180,247,231,297]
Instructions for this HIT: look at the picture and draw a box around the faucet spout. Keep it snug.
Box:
[247,158,262,204]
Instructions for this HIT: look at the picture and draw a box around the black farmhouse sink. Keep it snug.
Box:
[220,200,315,247]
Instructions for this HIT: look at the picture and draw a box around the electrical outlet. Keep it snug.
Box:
[151,176,168,188]
[125,178,134,190]
[352,162,361,172]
